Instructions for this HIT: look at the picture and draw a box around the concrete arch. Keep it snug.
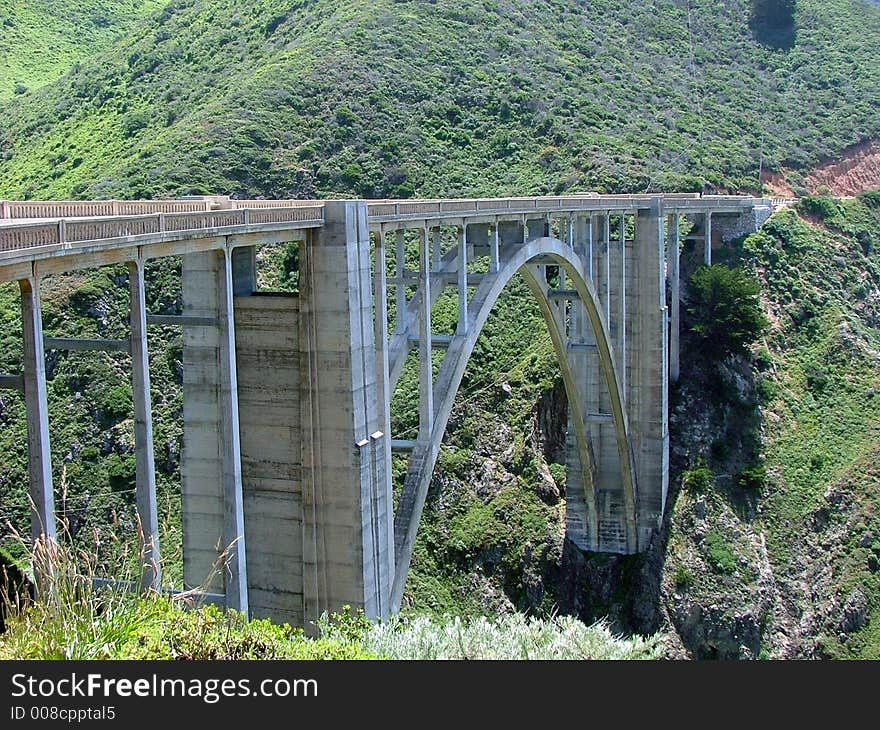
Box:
[390,236,638,610]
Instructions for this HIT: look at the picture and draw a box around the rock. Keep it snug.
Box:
[694,496,708,520]
[859,532,873,549]
[838,587,869,634]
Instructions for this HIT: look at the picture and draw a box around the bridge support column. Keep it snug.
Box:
[617,213,627,392]
[704,211,713,265]
[300,200,392,626]
[418,227,434,439]
[218,249,248,614]
[180,249,248,613]
[128,257,160,590]
[457,225,468,334]
[20,276,55,546]
[631,200,669,545]
[668,213,681,383]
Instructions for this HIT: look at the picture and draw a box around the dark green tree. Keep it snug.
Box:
[750,0,797,48]
[687,264,768,361]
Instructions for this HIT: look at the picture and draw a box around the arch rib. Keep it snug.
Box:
[390,236,637,611]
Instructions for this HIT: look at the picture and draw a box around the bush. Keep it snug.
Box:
[756,377,779,404]
[688,265,768,361]
[673,565,694,590]
[798,195,840,221]
[362,614,662,660]
[858,191,880,210]
[738,463,767,492]
[705,531,737,574]
[682,465,713,493]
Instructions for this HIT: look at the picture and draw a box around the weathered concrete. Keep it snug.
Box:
[129,257,160,590]
[630,201,669,546]
[235,293,303,625]
[180,249,249,611]
[668,213,681,383]
[299,201,392,626]
[20,277,55,544]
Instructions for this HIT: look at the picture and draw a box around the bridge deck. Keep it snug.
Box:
[0,194,771,282]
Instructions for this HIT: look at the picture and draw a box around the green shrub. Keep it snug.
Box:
[548,462,566,489]
[100,384,132,420]
[754,347,773,372]
[756,377,779,404]
[798,195,840,221]
[705,531,737,574]
[673,565,694,590]
[858,191,880,210]
[682,466,713,493]
[738,463,767,492]
[688,265,768,362]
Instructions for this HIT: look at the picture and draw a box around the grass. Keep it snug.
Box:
[0,530,660,660]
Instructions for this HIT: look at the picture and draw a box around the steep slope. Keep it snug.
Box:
[0,0,168,100]
[657,194,880,658]
[0,0,878,199]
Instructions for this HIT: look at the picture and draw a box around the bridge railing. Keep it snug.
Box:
[0,205,325,254]
[0,194,764,257]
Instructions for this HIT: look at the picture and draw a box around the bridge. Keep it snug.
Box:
[0,193,773,626]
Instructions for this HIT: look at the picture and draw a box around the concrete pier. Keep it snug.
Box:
[128,258,160,589]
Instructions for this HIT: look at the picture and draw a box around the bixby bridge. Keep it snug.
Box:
[0,193,773,626]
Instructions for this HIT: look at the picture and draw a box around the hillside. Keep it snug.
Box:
[0,0,167,100]
[1,0,880,659]
[656,193,880,658]
[0,0,878,199]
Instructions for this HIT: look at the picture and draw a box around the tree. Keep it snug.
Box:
[750,0,797,48]
[687,265,768,361]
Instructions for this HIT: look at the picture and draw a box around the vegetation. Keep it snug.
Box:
[0,1,166,100]
[687,264,768,361]
[358,614,662,660]
[0,1,878,199]
[0,534,658,659]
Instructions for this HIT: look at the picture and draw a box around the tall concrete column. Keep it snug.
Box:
[704,211,713,265]
[668,213,681,382]
[128,257,160,590]
[19,277,55,545]
[431,227,442,272]
[418,227,434,440]
[218,248,248,615]
[300,200,392,625]
[371,227,395,616]
[618,213,627,393]
[457,225,468,335]
[395,229,406,331]
[603,215,611,324]
[632,200,669,546]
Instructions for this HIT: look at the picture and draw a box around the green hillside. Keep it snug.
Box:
[0,0,167,100]
[2,1,880,658]
[0,0,878,199]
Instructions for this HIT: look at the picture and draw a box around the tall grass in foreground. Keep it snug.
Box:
[2,520,663,660]
[0,527,166,659]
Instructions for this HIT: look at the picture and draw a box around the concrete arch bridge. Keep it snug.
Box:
[0,194,773,625]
